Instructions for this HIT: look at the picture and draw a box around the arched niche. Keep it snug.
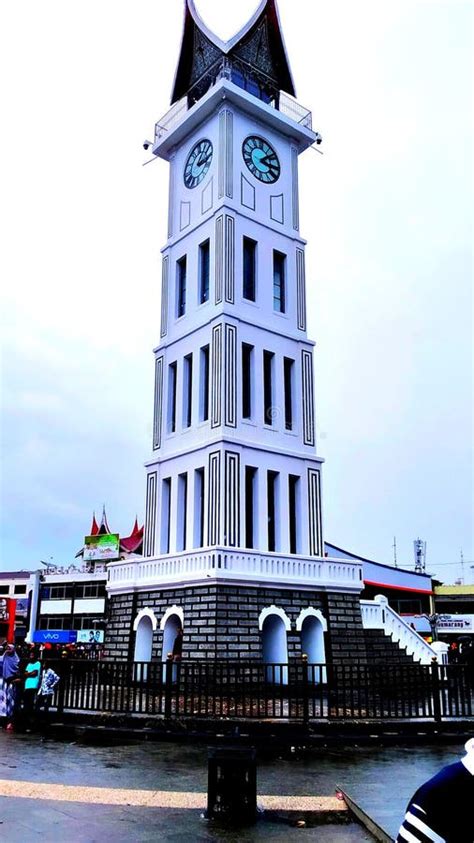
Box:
[160,605,184,632]
[259,606,290,685]
[160,606,184,682]
[296,608,327,684]
[133,608,156,681]
[161,611,183,663]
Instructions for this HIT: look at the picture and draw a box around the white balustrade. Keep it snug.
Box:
[107,549,363,593]
[361,595,437,664]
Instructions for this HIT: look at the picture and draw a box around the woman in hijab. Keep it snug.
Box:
[0,643,20,729]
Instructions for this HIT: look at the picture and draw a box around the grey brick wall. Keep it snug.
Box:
[325,592,367,664]
[105,584,366,664]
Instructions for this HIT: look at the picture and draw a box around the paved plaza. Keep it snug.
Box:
[0,730,466,841]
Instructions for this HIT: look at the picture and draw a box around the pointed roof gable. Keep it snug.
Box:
[120,522,144,555]
[98,504,111,535]
[90,513,99,536]
[171,0,296,104]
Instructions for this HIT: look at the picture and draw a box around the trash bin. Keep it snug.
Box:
[207,746,257,824]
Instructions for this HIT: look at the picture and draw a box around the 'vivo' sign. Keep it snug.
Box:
[33,630,77,644]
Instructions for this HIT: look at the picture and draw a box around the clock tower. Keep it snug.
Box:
[107,0,366,667]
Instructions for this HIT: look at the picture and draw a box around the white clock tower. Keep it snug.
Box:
[107,0,365,667]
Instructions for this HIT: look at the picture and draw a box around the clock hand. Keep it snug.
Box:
[197,152,212,167]
[259,154,277,169]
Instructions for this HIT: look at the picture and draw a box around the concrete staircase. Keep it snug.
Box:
[360,595,448,665]
[364,627,421,665]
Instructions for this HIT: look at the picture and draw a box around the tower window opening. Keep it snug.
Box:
[242,343,254,419]
[273,250,286,313]
[263,350,275,425]
[177,473,188,551]
[243,237,257,301]
[199,239,210,304]
[267,470,279,552]
[177,255,187,317]
[183,353,193,428]
[284,357,295,431]
[167,361,177,433]
[194,467,205,548]
[200,345,210,422]
[245,466,257,549]
[289,474,300,554]
[160,477,171,554]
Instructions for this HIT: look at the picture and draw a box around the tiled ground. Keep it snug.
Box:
[0,731,467,841]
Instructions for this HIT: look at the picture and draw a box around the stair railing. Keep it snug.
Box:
[360,594,438,664]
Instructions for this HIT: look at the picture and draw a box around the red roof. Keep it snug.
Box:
[120,518,143,553]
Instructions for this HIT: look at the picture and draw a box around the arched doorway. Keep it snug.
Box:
[259,607,290,685]
[160,606,184,682]
[133,611,155,681]
[297,609,327,684]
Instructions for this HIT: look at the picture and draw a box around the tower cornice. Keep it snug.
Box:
[154,77,315,161]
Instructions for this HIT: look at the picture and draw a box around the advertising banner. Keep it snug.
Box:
[0,598,16,642]
[84,533,120,562]
[33,630,77,645]
[15,597,29,618]
[77,629,104,644]
[438,615,473,633]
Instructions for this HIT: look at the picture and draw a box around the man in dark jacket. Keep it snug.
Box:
[397,738,474,842]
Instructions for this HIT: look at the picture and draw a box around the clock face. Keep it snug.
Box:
[184,139,213,189]
[242,136,280,184]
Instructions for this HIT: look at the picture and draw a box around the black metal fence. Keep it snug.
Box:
[50,659,473,723]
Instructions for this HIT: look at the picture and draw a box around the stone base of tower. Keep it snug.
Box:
[105,583,367,665]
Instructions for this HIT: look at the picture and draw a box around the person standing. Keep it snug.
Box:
[36,660,60,713]
[22,649,41,731]
[0,643,20,730]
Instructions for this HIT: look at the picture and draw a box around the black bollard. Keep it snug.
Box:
[207,746,257,824]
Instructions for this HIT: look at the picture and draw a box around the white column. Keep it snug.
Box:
[300,469,310,556]
[279,471,290,554]
[256,468,268,552]
[274,354,285,432]
[25,571,41,644]
[169,471,179,553]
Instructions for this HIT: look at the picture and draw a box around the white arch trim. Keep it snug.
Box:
[133,607,158,632]
[160,605,184,631]
[258,605,291,632]
[296,608,328,633]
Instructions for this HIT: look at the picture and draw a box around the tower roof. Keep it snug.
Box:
[171,0,296,105]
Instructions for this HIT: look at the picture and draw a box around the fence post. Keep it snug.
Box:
[302,654,309,726]
[164,653,173,718]
[431,657,442,725]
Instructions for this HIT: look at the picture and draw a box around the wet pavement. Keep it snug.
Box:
[0,731,467,841]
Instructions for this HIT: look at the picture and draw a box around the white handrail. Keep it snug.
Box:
[361,595,437,664]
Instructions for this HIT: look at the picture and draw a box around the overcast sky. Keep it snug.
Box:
[0,0,472,582]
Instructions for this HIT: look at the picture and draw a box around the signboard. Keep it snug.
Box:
[0,598,16,642]
[77,629,104,644]
[15,598,29,618]
[438,615,473,633]
[84,533,120,562]
[33,630,77,645]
